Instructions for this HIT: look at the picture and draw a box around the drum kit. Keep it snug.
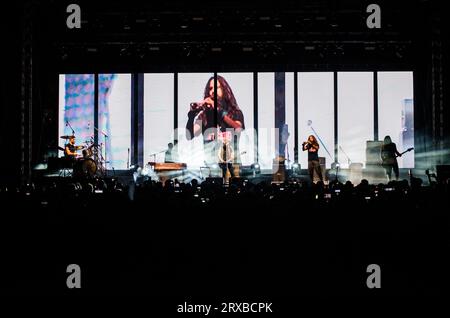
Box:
[60,135,106,178]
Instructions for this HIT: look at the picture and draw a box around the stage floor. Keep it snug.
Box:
[33,166,432,187]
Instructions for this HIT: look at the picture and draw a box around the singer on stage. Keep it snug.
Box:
[185,75,245,164]
[165,143,174,163]
[302,135,323,183]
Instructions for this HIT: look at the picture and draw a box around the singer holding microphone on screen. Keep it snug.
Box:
[302,135,323,183]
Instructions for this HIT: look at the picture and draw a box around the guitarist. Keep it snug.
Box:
[380,135,402,181]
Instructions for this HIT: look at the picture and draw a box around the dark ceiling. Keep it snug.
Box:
[24,0,443,71]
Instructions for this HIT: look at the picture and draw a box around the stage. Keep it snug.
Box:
[32,164,435,187]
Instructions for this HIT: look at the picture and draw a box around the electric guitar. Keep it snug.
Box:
[396,147,414,157]
[382,147,413,164]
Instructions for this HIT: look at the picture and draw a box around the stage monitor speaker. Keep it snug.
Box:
[366,140,383,165]
[436,165,450,183]
[240,165,253,177]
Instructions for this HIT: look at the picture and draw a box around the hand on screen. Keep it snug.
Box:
[203,97,215,109]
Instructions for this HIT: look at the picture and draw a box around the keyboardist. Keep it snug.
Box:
[164,143,174,163]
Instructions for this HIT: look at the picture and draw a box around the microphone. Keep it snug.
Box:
[191,102,212,111]
[190,102,206,111]
[307,120,312,126]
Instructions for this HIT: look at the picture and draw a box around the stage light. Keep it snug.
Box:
[331,162,340,169]
[251,163,261,175]
[33,163,47,170]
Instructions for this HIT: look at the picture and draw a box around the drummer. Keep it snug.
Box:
[64,136,83,159]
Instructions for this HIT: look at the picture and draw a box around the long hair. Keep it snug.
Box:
[383,135,392,145]
[308,135,319,148]
[203,75,240,116]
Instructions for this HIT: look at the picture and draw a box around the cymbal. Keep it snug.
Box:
[58,146,65,151]
[60,135,75,139]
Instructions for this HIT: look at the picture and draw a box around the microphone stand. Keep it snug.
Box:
[94,126,108,177]
[66,121,75,135]
[339,146,352,166]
